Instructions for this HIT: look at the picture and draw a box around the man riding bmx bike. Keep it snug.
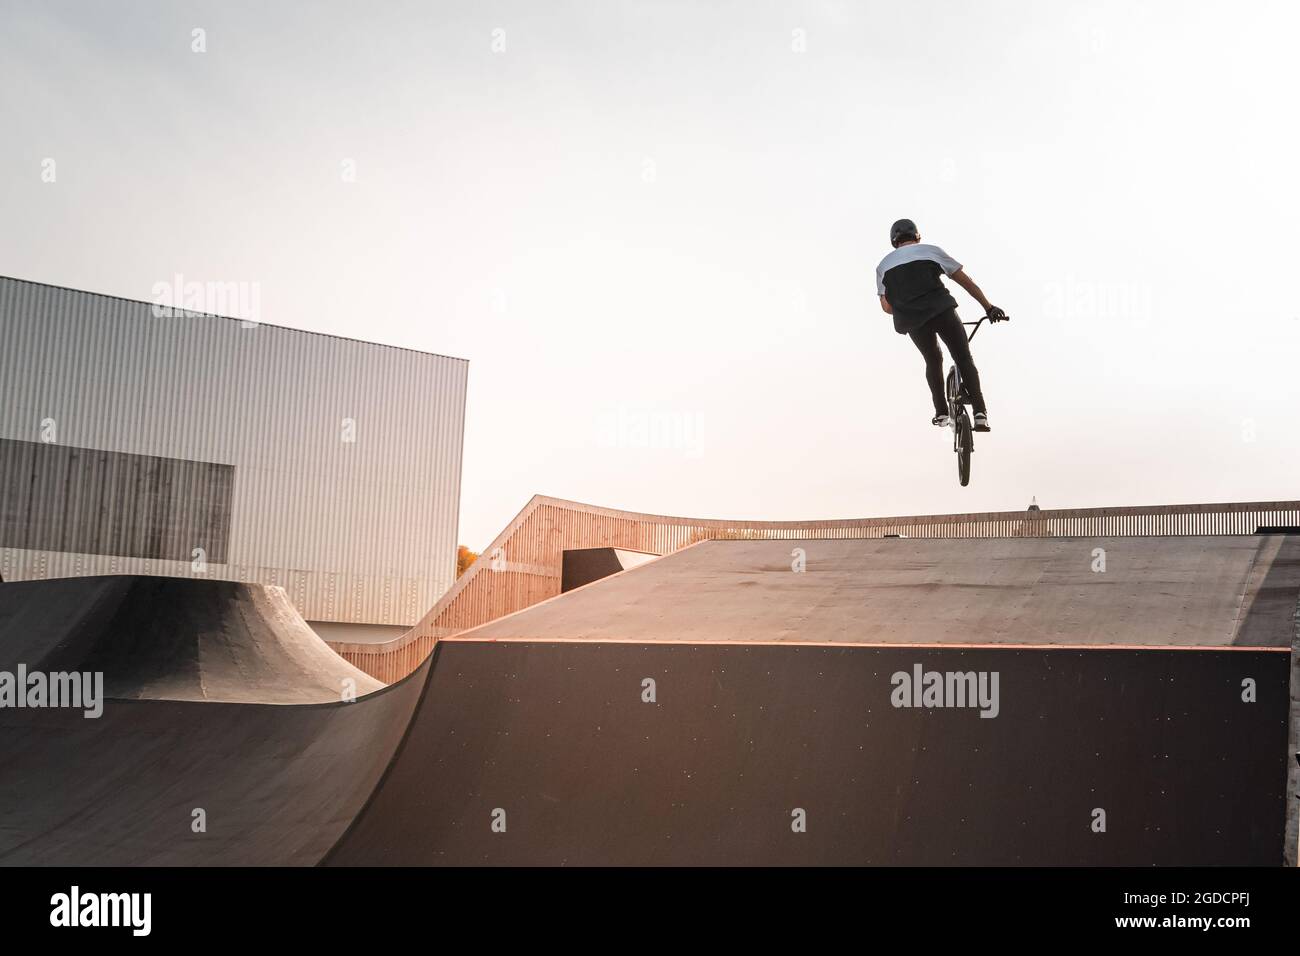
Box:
[875,218,1005,431]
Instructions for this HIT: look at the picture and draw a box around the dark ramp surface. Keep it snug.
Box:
[0,660,428,865]
[561,547,658,592]
[0,576,383,703]
[326,641,1289,866]
[327,535,1299,866]
[0,577,424,865]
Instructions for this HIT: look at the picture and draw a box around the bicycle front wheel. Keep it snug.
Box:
[945,366,962,409]
[956,413,972,486]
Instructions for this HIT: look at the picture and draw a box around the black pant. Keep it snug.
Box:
[908,309,987,416]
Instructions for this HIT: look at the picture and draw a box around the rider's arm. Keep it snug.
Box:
[949,268,993,312]
[879,295,893,315]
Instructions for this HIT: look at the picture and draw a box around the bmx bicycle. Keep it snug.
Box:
[946,311,1009,487]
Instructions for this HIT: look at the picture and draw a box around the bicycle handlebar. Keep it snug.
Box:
[963,312,1010,342]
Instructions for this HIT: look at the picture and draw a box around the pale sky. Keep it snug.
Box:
[2,0,1297,550]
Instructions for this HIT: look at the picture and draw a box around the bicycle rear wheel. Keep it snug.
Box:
[956,412,972,486]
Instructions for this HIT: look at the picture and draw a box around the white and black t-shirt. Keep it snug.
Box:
[875,243,963,334]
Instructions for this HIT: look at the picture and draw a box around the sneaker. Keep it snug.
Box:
[931,414,951,427]
[973,412,990,432]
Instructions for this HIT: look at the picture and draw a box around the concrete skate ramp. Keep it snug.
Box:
[325,642,1289,866]
[0,661,428,865]
[0,576,382,703]
[464,534,1300,647]
[0,576,422,864]
[326,535,1298,866]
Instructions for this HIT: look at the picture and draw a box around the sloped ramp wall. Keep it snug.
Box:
[329,497,1300,684]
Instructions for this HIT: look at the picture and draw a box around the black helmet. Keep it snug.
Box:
[890,218,919,247]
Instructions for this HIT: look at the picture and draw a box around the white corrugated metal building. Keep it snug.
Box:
[0,275,467,643]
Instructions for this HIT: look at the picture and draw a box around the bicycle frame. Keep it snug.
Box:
[945,312,1008,487]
